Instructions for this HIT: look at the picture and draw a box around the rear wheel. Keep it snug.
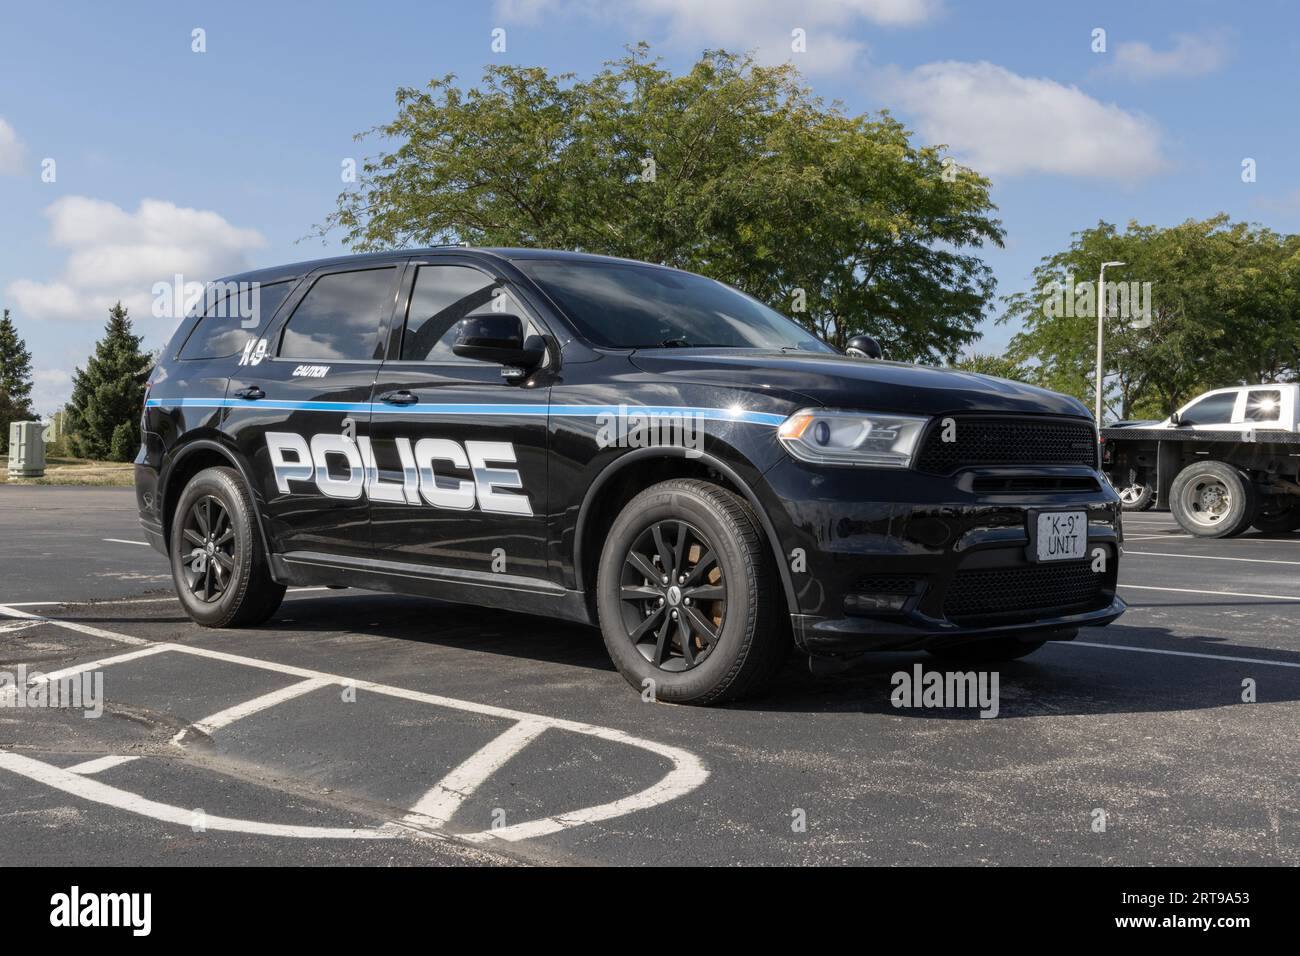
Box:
[1251,496,1300,534]
[596,478,789,705]
[1169,461,1258,538]
[170,466,285,627]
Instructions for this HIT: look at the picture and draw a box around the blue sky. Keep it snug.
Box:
[2,0,1298,411]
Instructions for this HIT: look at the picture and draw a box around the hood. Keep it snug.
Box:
[629,349,1092,419]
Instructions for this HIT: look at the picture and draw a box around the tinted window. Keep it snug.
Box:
[515,259,833,352]
[399,265,530,363]
[1179,392,1237,426]
[1245,389,1282,422]
[279,268,395,361]
[178,281,294,360]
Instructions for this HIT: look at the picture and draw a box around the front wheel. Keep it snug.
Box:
[596,478,789,705]
[170,466,285,627]
[1168,461,1258,538]
[1109,469,1154,511]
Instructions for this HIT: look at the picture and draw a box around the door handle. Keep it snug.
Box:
[379,390,418,405]
[234,386,265,401]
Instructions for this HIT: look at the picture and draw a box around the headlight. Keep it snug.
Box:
[777,409,930,468]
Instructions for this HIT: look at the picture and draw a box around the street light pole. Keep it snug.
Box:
[1096,260,1126,425]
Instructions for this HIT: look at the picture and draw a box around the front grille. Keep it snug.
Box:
[943,561,1112,626]
[916,417,1097,474]
[851,575,920,595]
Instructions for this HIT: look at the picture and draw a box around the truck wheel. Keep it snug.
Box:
[170,466,285,627]
[1110,470,1154,511]
[1169,461,1258,538]
[1251,497,1300,534]
[596,478,789,705]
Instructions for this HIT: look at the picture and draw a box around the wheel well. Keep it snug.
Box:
[161,447,242,548]
[576,454,787,621]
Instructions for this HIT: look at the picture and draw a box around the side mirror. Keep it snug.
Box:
[844,335,883,359]
[452,314,544,369]
[1169,410,1183,426]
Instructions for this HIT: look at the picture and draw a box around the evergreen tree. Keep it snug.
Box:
[67,303,149,461]
[0,309,36,456]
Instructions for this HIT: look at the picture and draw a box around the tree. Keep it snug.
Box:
[1001,216,1300,420]
[950,352,1030,383]
[66,303,149,461]
[0,308,36,455]
[317,45,1005,363]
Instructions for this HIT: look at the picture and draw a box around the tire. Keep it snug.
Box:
[1168,461,1259,538]
[1109,469,1154,511]
[170,466,285,627]
[926,636,1053,664]
[1251,497,1300,534]
[596,478,789,705]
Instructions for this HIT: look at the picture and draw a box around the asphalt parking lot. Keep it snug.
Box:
[1,486,1297,865]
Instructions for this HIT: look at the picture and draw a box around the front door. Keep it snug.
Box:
[366,258,552,584]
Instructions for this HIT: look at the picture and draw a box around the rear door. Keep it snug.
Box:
[367,257,553,583]
[224,264,402,558]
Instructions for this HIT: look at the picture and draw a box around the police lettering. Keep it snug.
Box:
[265,432,533,516]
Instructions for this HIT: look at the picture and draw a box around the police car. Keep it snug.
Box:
[136,248,1125,704]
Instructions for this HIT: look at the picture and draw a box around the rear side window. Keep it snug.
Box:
[278,268,396,361]
[398,265,530,363]
[1245,389,1281,422]
[178,281,294,360]
[1179,391,1237,426]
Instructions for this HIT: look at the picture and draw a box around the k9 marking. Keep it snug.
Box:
[266,432,533,515]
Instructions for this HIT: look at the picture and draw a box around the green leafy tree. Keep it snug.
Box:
[0,308,36,455]
[317,46,1005,363]
[66,303,149,461]
[1002,216,1300,420]
[950,352,1030,383]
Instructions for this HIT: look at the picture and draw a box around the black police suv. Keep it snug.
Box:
[136,248,1125,704]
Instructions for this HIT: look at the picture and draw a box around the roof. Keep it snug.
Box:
[214,247,682,285]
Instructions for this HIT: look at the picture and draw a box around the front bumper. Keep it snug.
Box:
[758,457,1126,656]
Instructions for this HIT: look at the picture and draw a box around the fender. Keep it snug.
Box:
[160,436,277,572]
[572,445,800,617]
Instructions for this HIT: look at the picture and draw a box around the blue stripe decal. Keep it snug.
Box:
[145,398,785,427]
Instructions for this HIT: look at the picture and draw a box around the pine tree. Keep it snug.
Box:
[0,309,36,456]
[67,303,149,461]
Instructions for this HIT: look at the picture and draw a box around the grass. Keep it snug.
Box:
[4,455,135,487]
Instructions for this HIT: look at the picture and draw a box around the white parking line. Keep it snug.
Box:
[103,538,149,547]
[66,755,140,775]
[1118,583,1300,602]
[1068,641,1300,669]
[171,677,333,745]
[0,605,709,845]
[1126,550,1300,567]
[404,719,550,829]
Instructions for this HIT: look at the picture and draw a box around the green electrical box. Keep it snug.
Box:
[7,421,46,479]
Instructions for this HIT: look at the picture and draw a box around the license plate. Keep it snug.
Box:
[1034,511,1087,562]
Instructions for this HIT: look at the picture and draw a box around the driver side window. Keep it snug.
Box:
[399,265,532,363]
[1179,391,1237,426]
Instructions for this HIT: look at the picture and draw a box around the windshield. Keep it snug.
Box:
[515,259,834,352]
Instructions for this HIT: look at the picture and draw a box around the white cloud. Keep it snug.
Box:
[0,117,25,174]
[31,368,73,416]
[886,60,1168,180]
[6,197,266,333]
[494,0,941,73]
[1106,31,1230,81]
